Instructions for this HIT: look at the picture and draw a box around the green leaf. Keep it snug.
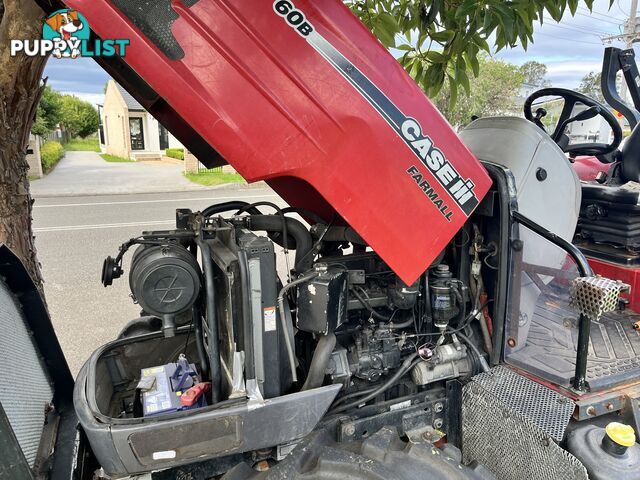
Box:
[372,23,396,48]
[377,12,399,34]
[457,68,471,95]
[430,30,455,43]
[425,50,447,63]
[469,53,480,77]
[568,0,579,15]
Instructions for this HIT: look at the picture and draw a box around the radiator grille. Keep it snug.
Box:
[462,366,587,480]
[0,279,53,466]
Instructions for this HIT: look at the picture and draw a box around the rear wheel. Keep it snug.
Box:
[222,426,495,479]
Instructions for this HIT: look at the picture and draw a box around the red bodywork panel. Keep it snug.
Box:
[573,156,609,181]
[587,257,640,312]
[66,0,491,283]
[573,155,619,182]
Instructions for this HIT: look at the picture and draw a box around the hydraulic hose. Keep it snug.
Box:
[277,272,319,382]
[247,215,313,271]
[330,352,419,414]
[301,333,336,391]
[196,239,221,403]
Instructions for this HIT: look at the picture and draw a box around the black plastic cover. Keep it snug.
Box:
[297,268,348,334]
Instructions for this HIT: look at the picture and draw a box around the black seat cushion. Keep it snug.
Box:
[582,183,640,209]
[579,183,640,248]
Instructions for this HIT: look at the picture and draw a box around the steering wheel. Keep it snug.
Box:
[524,87,622,157]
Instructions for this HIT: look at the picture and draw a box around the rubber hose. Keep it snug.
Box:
[301,333,336,391]
[331,352,419,414]
[351,287,394,322]
[385,317,414,330]
[456,331,490,372]
[277,272,319,382]
[452,284,466,327]
[281,207,328,225]
[196,239,221,402]
[248,215,313,271]
[202,201,261,217]
[202,202,297,252]
[314,226,367,245]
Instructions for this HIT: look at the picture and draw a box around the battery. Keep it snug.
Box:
[138,355,206,416]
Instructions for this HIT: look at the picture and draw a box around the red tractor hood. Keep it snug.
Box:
[66,0,492,284]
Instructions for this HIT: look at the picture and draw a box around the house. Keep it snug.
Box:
[99,80,183,161]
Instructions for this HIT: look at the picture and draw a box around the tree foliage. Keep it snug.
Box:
[434,56,524,127]
[577,71,604,103]
[59,94,100,138]
[519,60,550,87]
[350,0,608,104]
[31,86,62,137]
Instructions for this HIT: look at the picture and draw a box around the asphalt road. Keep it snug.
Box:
[33,187,285,376]
[31,151,209,196]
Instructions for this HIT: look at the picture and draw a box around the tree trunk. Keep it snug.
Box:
[0,0,48,293]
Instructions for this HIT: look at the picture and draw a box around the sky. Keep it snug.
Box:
[43,0,636,106]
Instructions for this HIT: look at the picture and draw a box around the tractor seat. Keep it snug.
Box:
[578,120,640,250]
[578,183,640,250]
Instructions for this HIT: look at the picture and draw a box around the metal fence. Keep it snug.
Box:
[198,162,222,173]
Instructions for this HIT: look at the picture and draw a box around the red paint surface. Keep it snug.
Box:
[66,0,491,283]
[573,155,612,181]
[587,257,640,312]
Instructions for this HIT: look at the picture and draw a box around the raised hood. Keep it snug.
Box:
[63,0,492,284]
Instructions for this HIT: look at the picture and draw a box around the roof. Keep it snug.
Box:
[115,83,145,112]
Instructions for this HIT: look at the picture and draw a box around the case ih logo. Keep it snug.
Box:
[10,9,129,59]
[273,0,479,221]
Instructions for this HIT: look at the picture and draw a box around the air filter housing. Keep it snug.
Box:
[129,244,201,336]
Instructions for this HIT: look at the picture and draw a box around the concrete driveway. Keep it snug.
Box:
[30,151,209,197]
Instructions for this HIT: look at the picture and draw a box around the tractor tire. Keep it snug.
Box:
[222,426,495,479]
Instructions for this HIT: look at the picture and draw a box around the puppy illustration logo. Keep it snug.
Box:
[43,9,90,59]
[10,9,129,58]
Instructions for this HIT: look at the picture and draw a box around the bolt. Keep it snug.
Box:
[434,402,444,413]
[586,406,596,416]
[536,167,548,182]
[434,418,444,429]
[343,424,355,436]
[606,403,615,411]
[507,337,517,348]
[422,431,434,442]
[541,437,550,447]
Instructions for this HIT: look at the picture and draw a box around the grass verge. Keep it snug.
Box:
[184,170,245,186]
[101,153,135,163]
[64,137,101,152]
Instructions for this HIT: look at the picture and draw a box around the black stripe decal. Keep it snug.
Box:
[306,30,479,216]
